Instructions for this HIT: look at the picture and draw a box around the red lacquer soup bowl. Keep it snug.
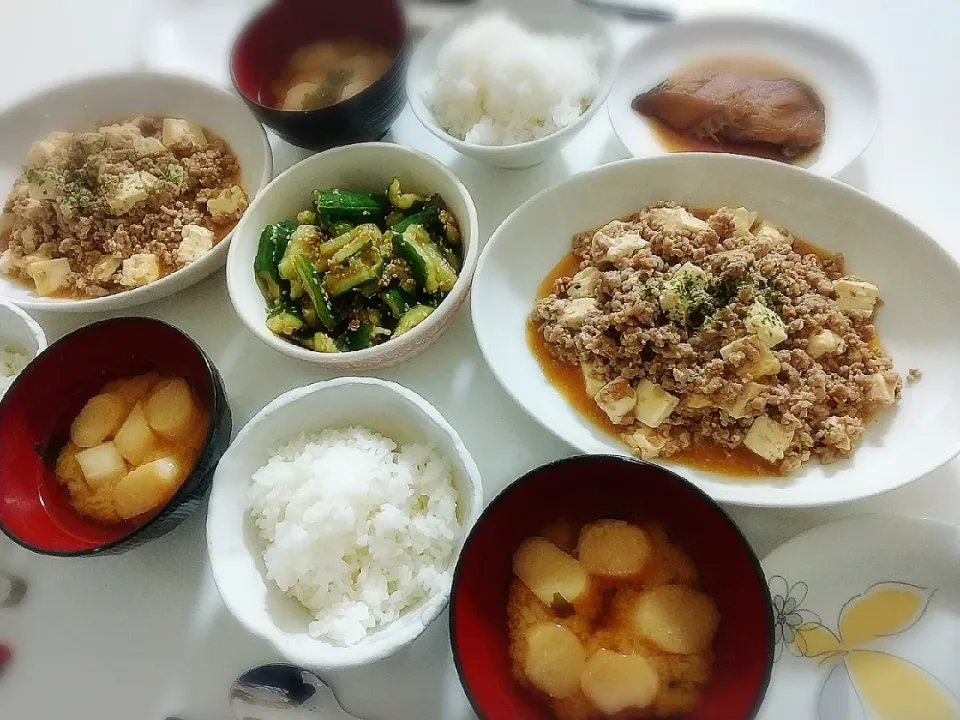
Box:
[0,318,231,556]
[450,456,774,720]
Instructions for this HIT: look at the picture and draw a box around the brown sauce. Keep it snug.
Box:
[638,54,823,165]
[527,212,842,479]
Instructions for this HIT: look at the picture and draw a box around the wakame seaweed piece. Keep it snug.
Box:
[294,256,337,332]
[393,225,458,295]
[266,301,305,336]
[381,288,413,319]
[278,225,322,299]
[254,221,296,302]
[387,177,425,210]
[323,246,385,297]
[314,189,388,226]
[394,305,434,336]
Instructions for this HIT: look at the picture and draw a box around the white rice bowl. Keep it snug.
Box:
[423,11,602,146]
[248,427,461,647]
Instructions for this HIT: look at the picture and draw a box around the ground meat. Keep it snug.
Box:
[0,115,245,298]
[532,203,907,474]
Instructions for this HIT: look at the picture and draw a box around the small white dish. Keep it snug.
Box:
[226,142,479,371]
[406,0,618,169]
[206,377,484,670]
[0,300,46,396]
[607,15,880,177]
[0,71,273,312]
[760,515,960,719]
[471,152,960,508]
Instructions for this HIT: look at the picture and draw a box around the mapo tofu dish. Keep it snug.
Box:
[0,116,246,298]
[508,519,718,719]
[254,177,462,353]
[531,204,904,474]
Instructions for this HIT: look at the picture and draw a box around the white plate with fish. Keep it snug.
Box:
[759,514,960,720]
[471,153,960,508]
[607,15,880,177]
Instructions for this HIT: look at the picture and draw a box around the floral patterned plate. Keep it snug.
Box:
[759,514,960,720]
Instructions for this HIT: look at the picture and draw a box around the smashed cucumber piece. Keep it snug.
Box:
[381,288,413,319]
[314,189,387,226]
[387,177,424,211]
[345,323,390,351]
[393,225,458,295]
[278,225,321,299]
[266,302,304,336]
[323,247,385,297]
[294,256,337,332]
[395,305,434,336]
[254,221,296,302]
[318,223,380,265]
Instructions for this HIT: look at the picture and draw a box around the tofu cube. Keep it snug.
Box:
[745,301,788,348]
[91,255,121,282]
[26,168,59,200]
[659,262,711,323]
[75,442,127,487]
[719,382,765,419]
[649,207,709,234]
[756,223,791,246]
[741,348,781,379]
[177,224,214,265]
[133,135,166,156]
[835,278,879,315]
[622,427,667,460]
[595,377,636,424]
[581,363,606,398]
[206,185,247,222]
[559,297,599,329]
[74,132,105,155]
[603,232,649,263]
[633,380,680,428]
[27,140,56,167]
[807,329,846,359]
[107,171,161,214]
[723,336,781,378]
[684,394,713,409]
[99,123,142,148]
[119,253,160,287]
[568,267,601,299]
[27,257,71,296]
[744,416,794,463]
[161,118,206,148]
[720,206,759,236]
[868,373,898,405]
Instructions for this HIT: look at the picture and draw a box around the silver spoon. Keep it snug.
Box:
[228,664,360,720]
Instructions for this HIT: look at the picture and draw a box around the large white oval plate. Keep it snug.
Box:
[759,515,960,718]
[471,153,960,507]
[608,15,880,177]
[0,72,273,312]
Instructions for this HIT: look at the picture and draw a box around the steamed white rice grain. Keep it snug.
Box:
[247,426,460,647]
[423,12,601,146]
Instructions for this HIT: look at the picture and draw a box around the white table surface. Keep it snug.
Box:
[1,1,959,718]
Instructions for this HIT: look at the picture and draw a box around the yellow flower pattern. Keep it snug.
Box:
[773,579,960,720]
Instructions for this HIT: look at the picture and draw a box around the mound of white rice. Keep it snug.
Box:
[423,12,602,146]
[248,427,460,647]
